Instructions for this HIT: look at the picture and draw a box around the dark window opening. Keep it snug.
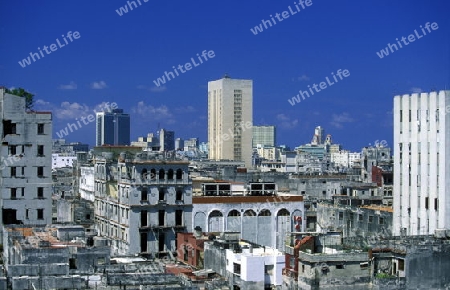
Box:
[10,188,17,199]
[435,198,438,211]
[150,169,156,180]
[37,145,44,156]
[37,209,44,220]
[86,214,91,220]
[69,258,77,269]
[398,259,405,271]
[159,210,165,226]
[141,168,148,180]
[37,167,44,177]
[9,145,16,155]
[3,120,16,136]
[233,263,241,275]
[175,210,183,226]
[336,264,344,269]
[2,209,19,224]
[176,190,183,201]
[37,187,44,199]
[140,232,148,252]
[141,189,148,201]
[176,169,183,180]
[167,169,174,180]
[37,124,44,134]
[159,188,165,200]
[425,197,429,209]
[11,167,16,177]
[159,169,165,180]
[141,210,148,227]
[158,232,165,252]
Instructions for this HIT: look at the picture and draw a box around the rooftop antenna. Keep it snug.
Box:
[223,73,230,79]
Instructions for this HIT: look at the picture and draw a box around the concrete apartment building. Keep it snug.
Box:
[95,108,130,146]
[92,151,193,256]
[208,76,253,168]
[0,88,53,227]
[393,90,450,236]
[159,128,175,151]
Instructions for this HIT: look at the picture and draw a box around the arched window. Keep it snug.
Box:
[159,169,165,180]
[228,210,240,217]
[277,209,290,216]
[167,169,174,180]
[243,209,256,217]
[141,168,148,180]
[150,169,156,180]
[258,209,271,216]
[176,169,183,180]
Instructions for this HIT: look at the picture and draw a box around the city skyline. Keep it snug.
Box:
[1,1,448,151]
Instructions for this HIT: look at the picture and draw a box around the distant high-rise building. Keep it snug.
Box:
[252,125,276,147]
[96,109,130,146]
[311,126,325,145]
[208,75,253,167]
[175,138,184,150]
[0,88,53,226]
[393,90,450,236]
[184,138,199,151]
[159,129,174,151]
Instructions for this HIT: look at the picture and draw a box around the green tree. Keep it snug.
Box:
[5,87,34,110]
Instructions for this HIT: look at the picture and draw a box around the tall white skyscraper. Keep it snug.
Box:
[96,109,130,146]
[208,76,253,167]
[393,90,450,236]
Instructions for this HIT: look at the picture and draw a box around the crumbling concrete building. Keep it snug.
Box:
[2,225,110,290]
[0,88,53,231]
[92,150,193,256]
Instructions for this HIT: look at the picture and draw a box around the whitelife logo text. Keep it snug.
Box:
[376,22,439,59]
[18,31,81,68]
[153,50,215,87]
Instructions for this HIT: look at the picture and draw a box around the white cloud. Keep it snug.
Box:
[132,101,175,124]
[276,113,298,129]
[150,86,167,92]
[298,74,310,81]
[330,112,354,129]
[33,99,118,120]
[91,81,108,89]
[58,81,77,90]
[175,105,196,113]
[137,85,167,92]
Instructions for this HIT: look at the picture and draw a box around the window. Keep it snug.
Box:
[8,145,16,155]
[175,210,183,226]
[141,189,148,201]
[338,212,343,221]
[37,187,44,199]
[369,216,374,223]
[425,197,429,209]
[69,258,77,269]
[358,214,363,221]
[233,263,241,275]
[37,167,44,177]
[141,210,147,227]
[398,259,405,271]
[37,145,44,156]
[37,209,44,220]
[10,188,17,199]
[435,198,438,211]
[37,124,45,134]
[26,209,29,219]
[159,188,165,200]
[176,190,183,201]
[336,264,344,269]
[158,210,165,226]
[11,167,16,177]
[379,217,384,225]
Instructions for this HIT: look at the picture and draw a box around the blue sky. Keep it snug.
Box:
[1,0,449,151]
